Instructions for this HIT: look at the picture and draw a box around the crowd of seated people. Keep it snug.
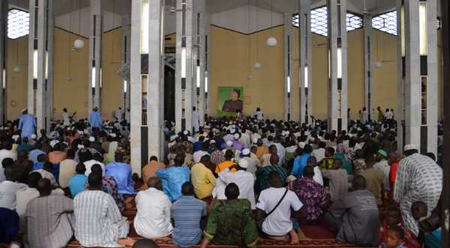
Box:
[0,108,445,248]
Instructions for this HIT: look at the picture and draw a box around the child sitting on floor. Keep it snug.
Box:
[411,201,441,248]
[382,225,406,248]
[379,207,419,248]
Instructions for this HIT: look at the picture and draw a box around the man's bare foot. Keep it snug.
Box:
[289,229,300,245]
[298,228,311,240]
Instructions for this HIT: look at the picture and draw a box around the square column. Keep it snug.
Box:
[28,0,52,132]
[175,0,195,133]
[130,0,165,175]
[397,0,438,155]
[299,0,312,124]
[121,16,131,111]
[284,13,293,121]
[327,0,348,132]
[0,0,7,124]
[88,0,102,111]
[194,0,206,126]
[205,14,211,116]
[363,14,373,122]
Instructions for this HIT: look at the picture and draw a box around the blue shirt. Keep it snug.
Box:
[32,162,45,171]
[68,174,87,197]
[291,154,311,178]
[18,114,36,139]
[89,111,102,129]
[171,196,207,247]
[156,166,190,202]
[105,162,135,195]
[29,149,45,164]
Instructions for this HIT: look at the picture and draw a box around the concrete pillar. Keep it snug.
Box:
[363,14,373,122]
[397,0,438,155]
[0,0,7,124]
[89,0,102,111]
[299,0,312,124]
[327,0,348,132]
[195,0,206,126]
[46,0,54,131]
[130,0,165,175]
[28,0,51,133]
[121,16,131,111]
[205,14,211,116]
[284,13,293,121]
[175,0,194,133]
[396,0,405,152]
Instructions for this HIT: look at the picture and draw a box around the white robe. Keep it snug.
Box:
[192,111,200,133]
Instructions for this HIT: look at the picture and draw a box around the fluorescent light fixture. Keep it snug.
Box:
[401,6,405,57]
[419,3,427,55]
[140,0,149,54]
[2,69,5,89]
[287,76,291,93]
[91,67,96,88]
[124,81,128,93]
[304,66,309,88]
[181,48,187,78]
[337,48,342,79]
[205,72,208,93]
[196,66,200,88]
[33,50,38,79]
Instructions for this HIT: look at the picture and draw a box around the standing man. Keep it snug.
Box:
[62,108,71,126]
[89,107,102,130]
[394,145,443,236]
[18,109,36,140]
[114,107,123,122]
[192,107,200,134]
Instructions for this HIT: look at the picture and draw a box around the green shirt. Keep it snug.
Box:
[204,199,259,247]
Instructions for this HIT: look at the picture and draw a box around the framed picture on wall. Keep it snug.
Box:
[217,86,244,117]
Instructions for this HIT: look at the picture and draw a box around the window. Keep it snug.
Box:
[7,9,30,39]
[292,7,363,37]
[372,11,398,35]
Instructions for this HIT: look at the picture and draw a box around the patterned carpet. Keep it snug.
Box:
[65,196,359,248]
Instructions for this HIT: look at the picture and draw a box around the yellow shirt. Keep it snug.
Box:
[191,162,217,199]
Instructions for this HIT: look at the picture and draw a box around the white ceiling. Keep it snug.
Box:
[8,0,440,18]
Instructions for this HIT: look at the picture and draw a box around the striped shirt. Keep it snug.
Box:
[171,196,207,247]
[25,194,74,248]
[74,190,129,247]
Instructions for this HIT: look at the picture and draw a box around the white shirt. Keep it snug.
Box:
[134,188,173,238]
[192,111,200,132]
[312,148,325,162]
[239,133,251,149]
[313,167,324,186]
[35,169,59,187]
[385,111,394,120]
[256,187,303,236]
[213,169,256,209]
[62,112,70,126]
[261,154,272,167]
[193,151,209,164]
[115,108,123,121]
[0,180,27,210]
[83,160,105,177]
[274,143,286,164]
[374,160,391,191]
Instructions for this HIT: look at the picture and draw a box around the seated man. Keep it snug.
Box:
[105,152,135,195]
[257,172,303,244]
[85,164,124,211]
[35,162,58,187]
[360,155,385,205]
[255,154,288,194]
[213,159,256,209]
[25,179,74,248]
[321,158,349,202]
[324,175,380,247]
[134,177,173,238]
[289,166,327,224]
[74,173,130,247]
[191,155,216,199]
[156,155,190,202]
[0,166,27,210]
[16,172,64,231]
[172,182,207,247]
[141,156,166,190]
[68,163,88,197]
[215,149,236,173]
[201,183,259,248]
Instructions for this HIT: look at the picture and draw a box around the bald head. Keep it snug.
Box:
[225,183,240,200]
[147,177,162,190]
[37,178,52,196]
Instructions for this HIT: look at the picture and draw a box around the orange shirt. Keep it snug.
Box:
[48,151,67,164]
[215,161,236,174]
[141,161,166,189]
[256,145,269,160]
